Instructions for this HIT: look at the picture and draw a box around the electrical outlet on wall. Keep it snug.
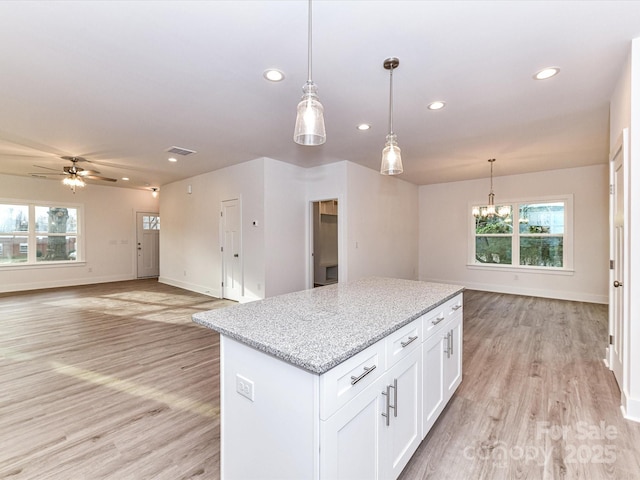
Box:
[236,374,254,401]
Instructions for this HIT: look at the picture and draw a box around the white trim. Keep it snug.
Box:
[466,264,574,276]
[423,276,607,304]
[0,272,135,294]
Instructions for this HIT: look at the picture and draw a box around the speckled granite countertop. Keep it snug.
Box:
[192,277,464,374]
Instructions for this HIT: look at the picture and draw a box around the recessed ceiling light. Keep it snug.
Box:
[428,101,446,110]
[168,157,178,163]
[122,177,130,181]
[263,68,285,82]
[533,67,560,80]
[357,123,371,131]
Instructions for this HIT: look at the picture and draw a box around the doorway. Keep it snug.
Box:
[136,212,160,278]
[311,199,338,287]
[221,198,242,301]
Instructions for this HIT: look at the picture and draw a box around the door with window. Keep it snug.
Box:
[136,212,160,278]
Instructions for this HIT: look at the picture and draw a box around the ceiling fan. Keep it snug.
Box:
[30,156,117,192]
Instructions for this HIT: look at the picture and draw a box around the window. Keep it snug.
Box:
[470,196,572,271]
[0,202,83,265]
[143,215,160,230]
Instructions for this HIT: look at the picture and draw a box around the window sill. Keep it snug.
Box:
[0,261,86,271]
[466,264,574,276]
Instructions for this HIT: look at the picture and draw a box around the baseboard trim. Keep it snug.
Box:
[0,274,136,294]
[420,277,607,304]
[158,276,221,298]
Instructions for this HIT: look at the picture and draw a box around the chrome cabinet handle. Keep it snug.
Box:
[614,280,623,288]
[444,332,451,359]
[391,378,398,418]
[350,365,376,385]
[432,315,445,326]
[449,330,453,356]
[451,304,462,311]
[401,335,418,348]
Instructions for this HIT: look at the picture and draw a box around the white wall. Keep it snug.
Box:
[346,162,419,282]
[264,158,306,297]
[159,158,266,302]
[419,165,609,303]
[0,173,158,292]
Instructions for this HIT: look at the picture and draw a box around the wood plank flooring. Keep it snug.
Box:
[1,282,639,479]
[0,280,233,480]
[399,290,640,480]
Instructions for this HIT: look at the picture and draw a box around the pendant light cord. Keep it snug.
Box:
[307,0,313,83]
[388,65,394,135]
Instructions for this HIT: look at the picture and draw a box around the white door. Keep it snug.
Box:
[221,199,242,301]
[609,132,627,388]
[136,212,159,278]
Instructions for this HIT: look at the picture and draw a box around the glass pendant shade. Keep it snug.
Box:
[381,133,403,175]
[294,81,326,146]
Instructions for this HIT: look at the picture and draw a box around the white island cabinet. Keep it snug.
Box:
[193,277,464,480]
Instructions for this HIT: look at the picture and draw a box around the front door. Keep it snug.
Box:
[609,130,627,389]
[136,212,160,278]
[221,199,242,301]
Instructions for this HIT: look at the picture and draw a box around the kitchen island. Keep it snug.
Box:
[193,277,464,480]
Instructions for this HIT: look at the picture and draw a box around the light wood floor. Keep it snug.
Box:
[1,282,639,479]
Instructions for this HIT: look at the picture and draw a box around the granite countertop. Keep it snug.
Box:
[192,277,464,374]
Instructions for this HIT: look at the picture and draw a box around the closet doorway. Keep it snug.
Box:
[311,199,338,287]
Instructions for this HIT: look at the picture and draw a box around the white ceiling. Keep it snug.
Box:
[0,0,639,191]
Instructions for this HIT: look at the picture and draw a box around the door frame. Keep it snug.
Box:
[608,128,630,395]
[307,195,346,289]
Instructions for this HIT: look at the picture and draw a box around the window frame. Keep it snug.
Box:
[0,199,85,268]
[467,194,574,275]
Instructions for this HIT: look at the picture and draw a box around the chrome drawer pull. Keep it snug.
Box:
[451,304,462,311]
[401,335,418,348]
[431,315,445,326]
[350,365,377,385]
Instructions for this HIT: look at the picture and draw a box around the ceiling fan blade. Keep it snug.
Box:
[29,172,66,176]
[84,175,117,182]
[78,169,102,176]
[33,164,62,172]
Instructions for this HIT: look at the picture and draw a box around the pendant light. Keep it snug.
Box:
[380,57,403,175]
[293,0,326,146]
[473,158,511,218]
[486,158,496,216]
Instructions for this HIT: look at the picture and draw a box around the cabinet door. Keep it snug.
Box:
[444,315,463,399]
[383,348,422,480]
[422,330,446,437]
[320,375,386,480]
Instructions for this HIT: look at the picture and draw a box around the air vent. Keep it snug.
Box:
[166,146,197,156]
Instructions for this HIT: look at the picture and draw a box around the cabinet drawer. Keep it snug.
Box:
[385,318,422,369]
[319,340,385,420]
[422,293,463,340]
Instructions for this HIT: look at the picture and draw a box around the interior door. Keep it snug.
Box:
[136,212,159,278]
[609,132,627,388]
[222,199,242,301]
